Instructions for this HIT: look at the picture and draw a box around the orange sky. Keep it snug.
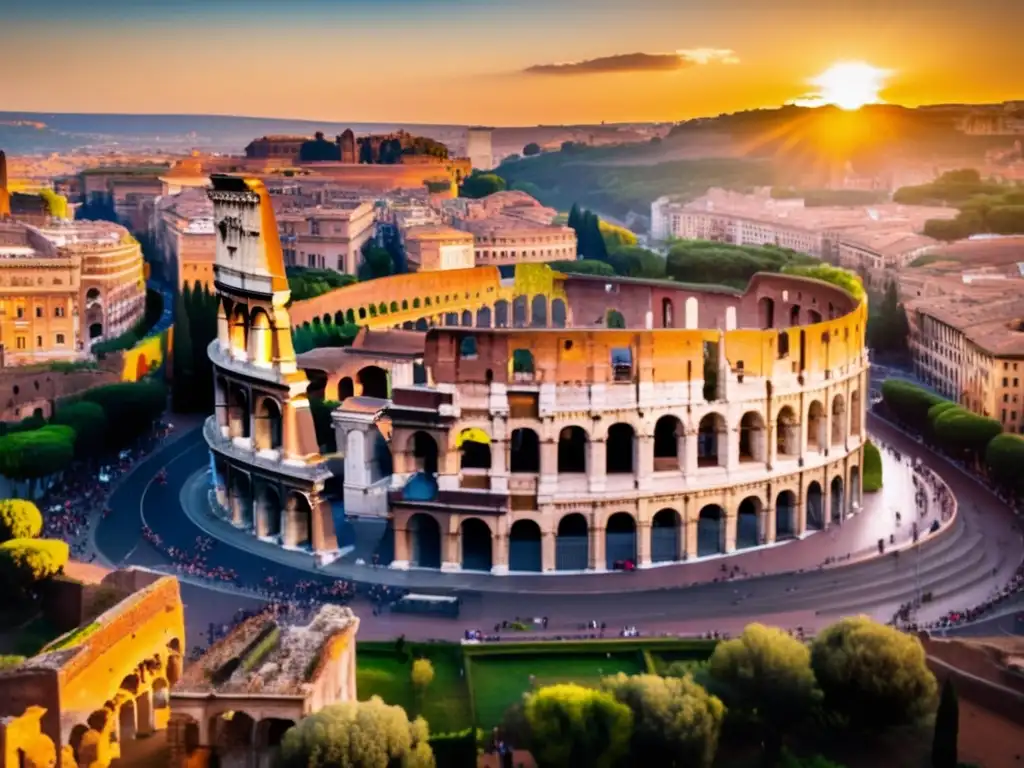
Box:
[1,0,1022,125]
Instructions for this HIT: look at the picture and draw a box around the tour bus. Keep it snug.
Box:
[391,593,461,619]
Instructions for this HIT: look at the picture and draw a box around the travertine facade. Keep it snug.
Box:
[277,200,376,275]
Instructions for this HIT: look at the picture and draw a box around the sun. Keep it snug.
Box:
[800,62,893,110]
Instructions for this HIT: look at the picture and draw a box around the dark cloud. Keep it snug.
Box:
[524,49,739,76]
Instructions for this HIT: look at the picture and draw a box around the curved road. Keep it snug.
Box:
[95,415,1023,639]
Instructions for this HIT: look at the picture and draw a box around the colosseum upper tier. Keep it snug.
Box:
[204,175,869,575]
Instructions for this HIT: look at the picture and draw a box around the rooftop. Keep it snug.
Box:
[403,224,474,242]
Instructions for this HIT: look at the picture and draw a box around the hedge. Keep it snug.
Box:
[931,407,1003,460]
[428,729,480,768]
[863,440,883,492]
[0,538,69,584]
[881,380,947,432]
[0,499,43,542]
[0,425,76,481]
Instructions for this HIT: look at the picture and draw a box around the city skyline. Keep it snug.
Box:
[2,0,1023,125]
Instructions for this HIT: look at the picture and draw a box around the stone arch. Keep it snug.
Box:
[358,365,388,399]
[850,466,862,509]
[684,296,698,328]
[651,508,681,563]
[413,362,427,384]
[152,679,169,711]
[508,519,542,572]
[119,673,140,696]
[459,335,478,358]
[775,490,797,539]
[662,297,674,328]
[557,425,587,473]
[850,389,862,436]
[210,710,256,752]
[230,304,248,355]
[118,699,137,742]
[512,295,528,327]
[409,430,439,475]
[335,310,346,325]
[738,411,766,463]
[461,518,492,571]
[229,472,253,528]
[511,348,535,380]
[283,492,312,548]
[228,383,250,439]
[698,412,727,467]
[495,299,510,328]
[551,298,567,328]
[476,306,492,328]
[831,394,846,445]
[605,512,637,569]
[806,481,824,530]
[830,475,845,522]
[556,512,588,571]
[415,317,428,331]
[444,312,458,326]
[255,484,282,538]
[461,309,473,327]
[697,504,725,556]
[605,423,635,474]
[808,309,822,324]
[256,718,295,750]
[759,296,775,329]
[408,513,442,568]
[458,427,491,470]
[606,308,626,328]
[254,397,283,452]
[249,308,274,366]
[776,406,799,457]
[510,428,540,473]
[531,295,548,327]
[807,401,825,452]
[653,415,683,470]
[737,496,761,549]
[789,304,800,325]
[338,376,354,401]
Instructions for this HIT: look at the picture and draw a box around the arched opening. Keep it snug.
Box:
[605,512,637,569]
[444,312,458,326]
[551,298,567,328]
[459,335,478,359]
[653,416,682,470]
[338,376,354,402]
[476,306,492,328]
[458,428,491,470]
[776,406,799,458]
[118,700,137,742]
[230,306,248,355]
[697,505,725,556]
[531,295,547,327]
[229,472,253,528]
[509,428,540,473]
[808,309,822,324]
[850,466,862,509]
[254,397,283,452]
[737,497,761,549]
[557,426,587,473]
[698,413,727,467]
[685,296,698,328]
[511,348,534,380]
[249,308,273,366]
[255,485,282,538]
[257,718,295,750]
[335,310,346,325]
[738,411,766,463]
[409,431,439,475]
[850,390,862,436]
[662,297,674,328]
[415,317,428,331]
[831,394,846,445]
[759,296,775,329]
[461,310,473,327]
[556,513,588,571]
[775,490,797,540]
[651,508,681,563]
[408,513,442,568]
[358,366,389,399]
[830,476,845,522]
[606,308,626,328]
[284,493,313,548]
[508,519,542,572]
[228,384,250,439]
[120,673,140,696]
[512,296,528,327]
[605,423,635,474]
[152,679,169,710]
[211,710,256,753]
[461,518,492,571]
[166,655,182,686]
[495,299,510,328]
[70,724,89,763]
[789,305,800,326]
[807,401,825,453]
[806,482,824,530]
[89,322,103,339]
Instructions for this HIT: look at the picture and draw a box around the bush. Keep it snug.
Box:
[862,440,883,492]
[880,379,947,433]
[0,499,43,542]
[549,258,616,277]
[429,729,479,768]
[931,407,1003,462]
[781,263,865,302]
[81,380,166,449]
[0,425,76,481]
[0,538,69,586]
[523,683,633,768]
[50,401,108,459]
[985,433,1024,495]
[412,658,435,691]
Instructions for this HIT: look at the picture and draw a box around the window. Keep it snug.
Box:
[55,306,65,318]
[1015,378,1019,387]
[1003,377,1009,387]
[16,336,26,350]
[35,306,43,318]
[56,333,65,345]
[16,306,24,319]
[35,336,42,347]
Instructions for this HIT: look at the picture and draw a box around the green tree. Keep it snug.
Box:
[522,683,633,768]
[931,408,1002,465]
[880,380,947,433]
[172,285,195,412]
[868,281,910,357]
[82,381,167,449]
[0,499,43,543]
[411,658,435,693]
[549,259,616,276]
[277,697,434,768]
[606,246,665,279]
[359,242,395,281]
[0,538,69,588]
[932,678,959,768]
[50,401,108,459]
[0,425,76,485]
[602,673,724,768]
[707,623,820,763]
[460,172,506,199]
[811,616,938,729]
[985,433,1024,496]
[523,142,542,156]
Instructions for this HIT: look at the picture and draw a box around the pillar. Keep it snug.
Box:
[539,440,558,494]
[491,531,508,575]
[636,521,651,566]
[724,513,737,553]
[684,518,698,560]
[588,440,606,493]
[440,527,460,572]
[676,434,687,472]
[136,691,154,737]
[684,431,698,475]
[391,525,410,569]
[795,497,807,537]
[763,505,776,545]
[541,531,556,572]
[636,435,654,490]
[589,523,606,571]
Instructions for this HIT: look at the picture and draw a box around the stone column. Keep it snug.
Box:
[541,531,556,572]
[763,505,776,545]
[491,531,509,575]
[391,525,410,569]
[724,513,737,553]
[636,436,654,490]
[588,440,607,493]
[676,434,687,472]
[795,497,807,537]
[823,400,833,456]
[636,521,652,566]
[684,518,698,560]
[538,440,558,495]
[684,431,698,475]
[589,523,606,571]
[440,527,460,572]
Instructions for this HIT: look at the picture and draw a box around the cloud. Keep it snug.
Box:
[524,48,739,76]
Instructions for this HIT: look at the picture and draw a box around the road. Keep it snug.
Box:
[94,415,1023,640]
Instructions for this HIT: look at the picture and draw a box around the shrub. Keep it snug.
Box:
[0,499,43,542]
[411,658,435,691]
[0,538,69,586]
[880,379,947,432]
[862,440,883,492]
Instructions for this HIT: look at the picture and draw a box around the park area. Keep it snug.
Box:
[355,637,717,733]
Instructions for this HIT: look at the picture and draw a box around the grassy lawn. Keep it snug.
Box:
[468,651,646,729]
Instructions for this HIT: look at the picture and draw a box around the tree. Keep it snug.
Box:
[50,401,108,459]
[868,281,910,357]
[931,407,1002,465]
[277,697,434,768]
[932,678,959,768]
[606,246,665,279]
[863,439,883,492]
[549,259,616,277]
[411,658,435,693]
[985,433,1024,496]
[0,499,43,543]
[599,220,638,249]
[810,616,938,729]
[523,142,541,156]
[82,381,167,449]
[0,538,69,587]
[602,673,724,768]
[172,285,195,412]
[0,425,76,484]
[707,623,820,763]
[359,242,395,281]
[460,172,506,199]
[880,380,947,433]
[522,683,633,768]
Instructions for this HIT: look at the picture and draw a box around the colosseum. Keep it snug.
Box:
[205,175,868,575]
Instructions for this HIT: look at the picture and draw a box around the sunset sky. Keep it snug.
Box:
[2,0,1023,125]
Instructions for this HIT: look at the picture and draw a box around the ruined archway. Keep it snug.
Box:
[254,397,283,452]
[494,299,510,328]
[476,306,492,328]
[509,428,540,473]
[461,518,492,572]
[255,484,282,538]
[229,472,253,528]
[228,383,250,439]
[408,513,441,568]
[458,428,491,471]
[651,508,681,563]
[605,512,637,569]
[654,415,682,470]
[830,475,845,522]
[531,295,547,327]
[283,492,312,548]
[806,481,824,530]
[557,426,587,473]
[512,295,528,327]
[776,406,799,457]
[739,411,766,463]
[556,513,588,571]
[698,413,727,468]
[737,496,761,549]
[508,519,542,572]
[358,365,389,399]
[807,401,825,453]
[605,423,635,474]
[697,505,725,556]
[775,490,797,539]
